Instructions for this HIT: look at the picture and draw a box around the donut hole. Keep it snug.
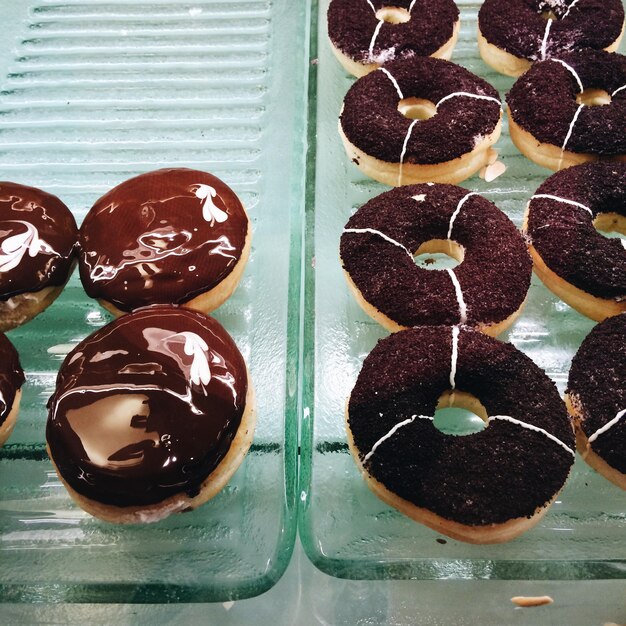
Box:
[375,6,411,24]
[433,391,488,436]
[398,97,437,121]
[576,89,612,107]
[539,9,558,20]
[593,212,626,244]
[413,238,464,270]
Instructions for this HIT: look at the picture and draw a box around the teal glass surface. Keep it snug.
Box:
[0,0,308,602]
[300,0,626,580]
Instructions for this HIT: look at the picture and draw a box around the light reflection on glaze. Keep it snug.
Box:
[46,306,247,507]
[78,169,248,311]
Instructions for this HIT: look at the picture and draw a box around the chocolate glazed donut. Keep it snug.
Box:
[567,313,626,489]
[46,305,255,523]
[524,162,626,321]
[327,0,460,77]
[79,168,251,316]
[347,326,575,543]
[340,184,532,335]
[478,0,625,77]
[507,50,626,171]
[0,333,25,447]
[339,57,502,186]
[0,182,78,331]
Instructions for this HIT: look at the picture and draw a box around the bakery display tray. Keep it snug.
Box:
[299,0,626,580]
[0,0,307,602]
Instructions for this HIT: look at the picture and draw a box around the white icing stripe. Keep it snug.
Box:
[612,84,626,97]
[449,325,460,390]
[366,0,376,12]
[436,92,501,109]
[343,228,413,257]
[379,67,404,100]
[363,414,433,463]
[587,408,626,444]
[409,0,418,11]
[447,191,478,240]
[488,415,575,457]
[551,58,584,93]
[398,119,418,186]
[561,103,584,153]
[446,268,467,324]
[540,19,553,61]
[531,194,593,216]
[563,0,581,19]
[368,20,384,61]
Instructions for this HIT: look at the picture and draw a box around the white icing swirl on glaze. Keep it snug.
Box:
[489,415,575,456]
[560,103,584,154]
[613,84,626,97]
[0,221,60,273]
[449,325,460,390]
[540,18,553,61]
[192,183,229,226]
[368,20,384,62]
[563,0,582,19]
[587,408,626,444]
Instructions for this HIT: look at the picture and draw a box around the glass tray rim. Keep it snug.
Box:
[297,0,626,582]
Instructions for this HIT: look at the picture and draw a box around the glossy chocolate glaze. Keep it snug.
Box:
[328,0,458,64]
[507,50,626,155]
[568,313,626,474]
[0,333,24,427]
[527,162,626,299]
[78,168,249,312]
[340,57,501,164]
[0,182,77,299]
[479,0,624,61]
[340,184,531,328]
[46,306,248,507]
[348,326,574,526]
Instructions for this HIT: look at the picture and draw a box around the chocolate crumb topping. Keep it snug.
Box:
[0,182,77,300]
[328,0,459,65]
[340,57,501,165]
[507,50,626,155]
[527,162,626,300]
[340,184,531,328]
[46,306,248,507]
[568,313,626,473]
[0,333,24,427]
[479,0,624,61]
[348,326,574,526]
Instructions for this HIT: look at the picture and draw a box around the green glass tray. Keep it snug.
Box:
[0,0,308,602]
[299,0,626,580]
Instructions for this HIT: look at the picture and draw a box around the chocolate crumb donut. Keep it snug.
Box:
[478,0,624,77]
[327,0,460,77]
[339,57,502,185]
[0,182,78,331]
[567,313,626,489]
[46,305,255,523]
[340,184,532,335]
[0,333,25,447]
[507,50,626,171]
[524,162,626,321]
[347,325,575,543]
[78,168,251,316]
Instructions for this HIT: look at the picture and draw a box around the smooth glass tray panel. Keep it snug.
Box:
[300,0,626,580]
[0,0,308,602]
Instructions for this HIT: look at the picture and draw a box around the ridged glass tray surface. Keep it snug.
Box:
[0,0,307,602]
[300,0,626,580]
